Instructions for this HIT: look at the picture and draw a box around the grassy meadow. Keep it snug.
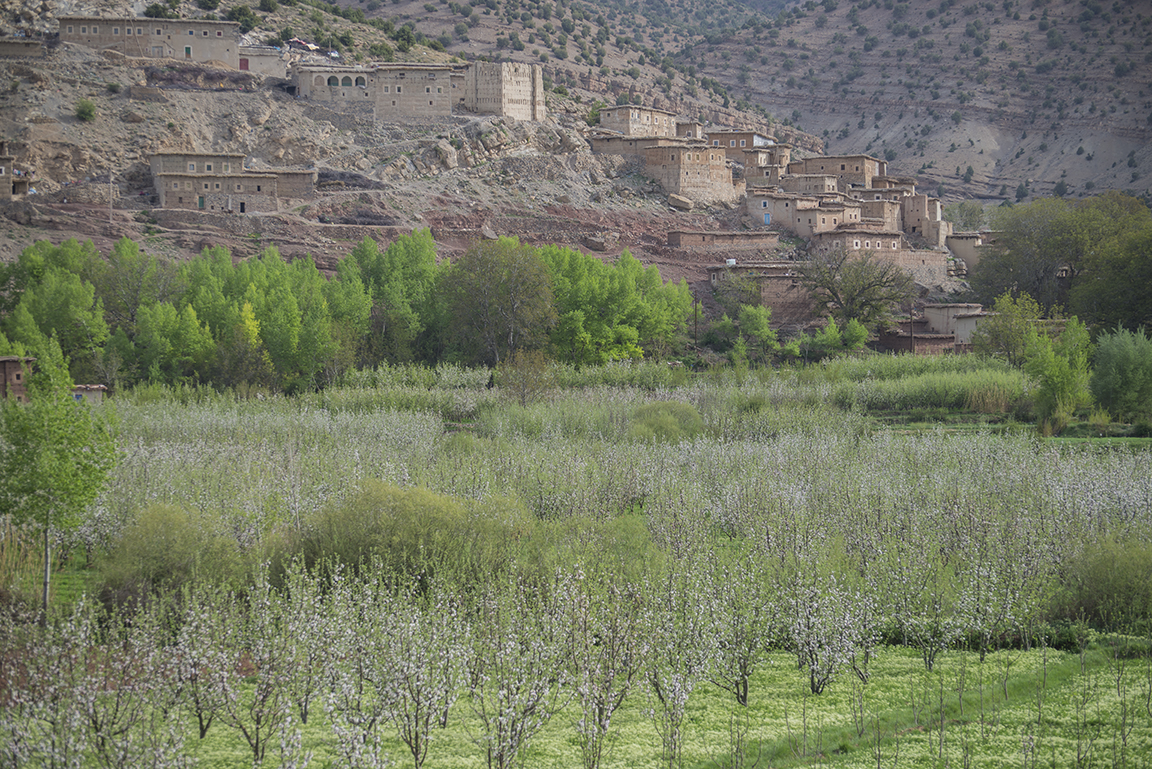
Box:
[2,355,1152,768]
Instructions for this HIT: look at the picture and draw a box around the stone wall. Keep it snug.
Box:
[668,230,780,248]
[598,106,677,137]
[0,39,44,57]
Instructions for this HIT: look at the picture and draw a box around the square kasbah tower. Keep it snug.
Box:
[464,62,546,122]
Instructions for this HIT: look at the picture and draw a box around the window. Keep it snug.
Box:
[382,85,389,92]
[203,30,209,36]
[67,25,73,33]
[396,86,401,93]
[214,183,220,189]
[437,87,442,93]
[81,26,87,33]
[222,163,229,172]
[864,241,870,248]
[217,30,223,36]
[426,86,431,93]
[172,182,179,189]
[712,140,718,146]
[841,164,846,171]
[328,76,338,86]
[113,27,120,34]
[256,185,261,192]
[206,163,213,171]
[189,30,194,35]
[188,163,196,171]
[761,201,767,208]
[203,183,209,190]
[740,139,746,147]
[185,46,192,57]
[356,76,366,86]
[729,140,736,147]
[236,184,242,191]
[156,29,162,34]
[854,240,861,248]
[92,26,98,33]
[892,241,898,249]
[138,28,143,35]
[342,76,353,86]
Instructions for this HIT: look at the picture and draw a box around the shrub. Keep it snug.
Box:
[283,480,536,585]
[75,98,96,122]
[1090,327,1152,422]
[1052,535,1152,630]
[106,82,122,94]
[197,0,220,9]
[629,401,703,442]
[98,504,243,601]
[258,0,278,11]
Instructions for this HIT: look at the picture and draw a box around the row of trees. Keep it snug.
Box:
[0,234,693,392]
[1,531,1057,769]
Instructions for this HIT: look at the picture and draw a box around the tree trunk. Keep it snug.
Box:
[40,524,51,626]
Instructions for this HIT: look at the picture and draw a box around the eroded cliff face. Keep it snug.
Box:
[1,0,57,34]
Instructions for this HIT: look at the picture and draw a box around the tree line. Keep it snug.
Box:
[0,233,693,393]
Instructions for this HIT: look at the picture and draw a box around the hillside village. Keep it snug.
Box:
[1,8,987,346]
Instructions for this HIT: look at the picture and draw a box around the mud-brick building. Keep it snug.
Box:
[641,141,739,203]
[597,106,679,137]
[786,154,886,192]
[705,262,814,327]
[462,62,545,122]
[291,61,545,121]
[293,63,459,118]
[58,16,240,67]
[746,189,862,234]
[705,130,775,162]
[1,356,33,402]
[0,141,30,200]
[149,152,315,212]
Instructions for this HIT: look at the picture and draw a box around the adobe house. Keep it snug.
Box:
[238,45,286,77]
[640,140,739,203]
[292,61,544,121]
[58,16,241,68]
[71,384,108,404]
[746,189,861,234]
[705,129,775,162]
[877,319,957,355]
[150,151,315,212]
[786,154,886,192]
[668,230,780,249]
[944,231,988,271]
[293,63,459,118]
[0,356,33,402]
[0,141,30,200]
[597,105,678,137]
[923,303,988,345]
[705,261,814,326]
[676,120,705,139]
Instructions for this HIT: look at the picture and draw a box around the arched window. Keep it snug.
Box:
[355,76,366,87]
[341,76,353,86]
[327,76,338,86]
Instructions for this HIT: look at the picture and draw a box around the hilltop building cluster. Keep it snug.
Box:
[0,11,988,342]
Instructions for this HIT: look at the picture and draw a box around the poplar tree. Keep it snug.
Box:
[0,339,117,618]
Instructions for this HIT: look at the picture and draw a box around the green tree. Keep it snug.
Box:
[972,193,1152,314]
[799,248,915,332]
[737,304,779,362]
[1070,226,1152,330]
[0,339,117,617]
[1090,327,1152,421]
[1023,317,1092,424]
[970,291,1044,367]
[350,233,439,363]
[444,238,556,365]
